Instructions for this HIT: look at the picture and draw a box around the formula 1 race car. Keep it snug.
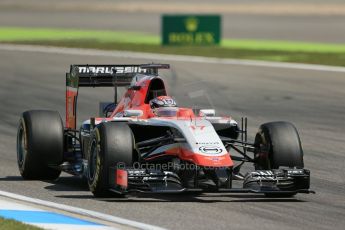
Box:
[16,64,313,197]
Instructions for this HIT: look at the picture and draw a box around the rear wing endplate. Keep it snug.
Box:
[65,64,169,129]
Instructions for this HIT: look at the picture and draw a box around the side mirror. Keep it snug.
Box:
[129,85,141,90]
[199,109,216,117]
[123,110,143,117]
[99,102,116,117]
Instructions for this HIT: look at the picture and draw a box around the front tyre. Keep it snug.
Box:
[17,110,63,180]
[254,121,304,197]
[254,121,304,170]
[87,122,135,197]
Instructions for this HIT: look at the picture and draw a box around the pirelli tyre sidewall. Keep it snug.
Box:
[16,110,63,180]
[87,128,103,194]
[87,122,134,197]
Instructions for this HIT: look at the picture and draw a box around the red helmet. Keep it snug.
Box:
[149,96,177,109]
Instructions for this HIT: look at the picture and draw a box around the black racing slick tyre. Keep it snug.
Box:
[254,121,304,170]
[87,122,135,197]
[16,110,63,180]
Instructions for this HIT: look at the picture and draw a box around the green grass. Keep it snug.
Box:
[1,27,345,66]
[0,27,159,44]
[0,217,43,230]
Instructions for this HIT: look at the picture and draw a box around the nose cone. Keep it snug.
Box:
[180,148,233,167]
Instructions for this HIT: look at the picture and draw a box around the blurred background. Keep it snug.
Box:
[1,0,344,65]
[1,0,345,42]
[0,0,345,43]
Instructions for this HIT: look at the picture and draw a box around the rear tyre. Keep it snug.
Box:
[17,110,63,180]
[254,121,304,197]
[87,122,135,197]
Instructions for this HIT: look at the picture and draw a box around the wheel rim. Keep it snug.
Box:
[88,140,98,181]
[262,135,273,169]
[255,133,271,169]
[17,122,27,168]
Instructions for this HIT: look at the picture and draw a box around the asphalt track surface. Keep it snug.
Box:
[0,46,344,230]
[1,0,345,43]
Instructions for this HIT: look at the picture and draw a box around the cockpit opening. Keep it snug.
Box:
[145,78,167,103]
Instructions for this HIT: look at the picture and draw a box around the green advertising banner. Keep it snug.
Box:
[162,15,221,46]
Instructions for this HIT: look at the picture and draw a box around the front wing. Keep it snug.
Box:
[108,167,314,195]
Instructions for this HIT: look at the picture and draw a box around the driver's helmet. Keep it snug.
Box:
[149,96,178,117]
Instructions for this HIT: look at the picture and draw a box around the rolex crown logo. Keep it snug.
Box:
[185,17,198,32]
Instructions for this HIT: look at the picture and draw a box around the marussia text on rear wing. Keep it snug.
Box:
[65,64,170,129]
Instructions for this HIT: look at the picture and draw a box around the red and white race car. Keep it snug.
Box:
[17,64,313,197]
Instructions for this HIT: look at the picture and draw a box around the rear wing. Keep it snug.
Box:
[66,64,170,129]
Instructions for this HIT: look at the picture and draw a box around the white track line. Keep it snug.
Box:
[0,190,166,230]
[1,43,345,73]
